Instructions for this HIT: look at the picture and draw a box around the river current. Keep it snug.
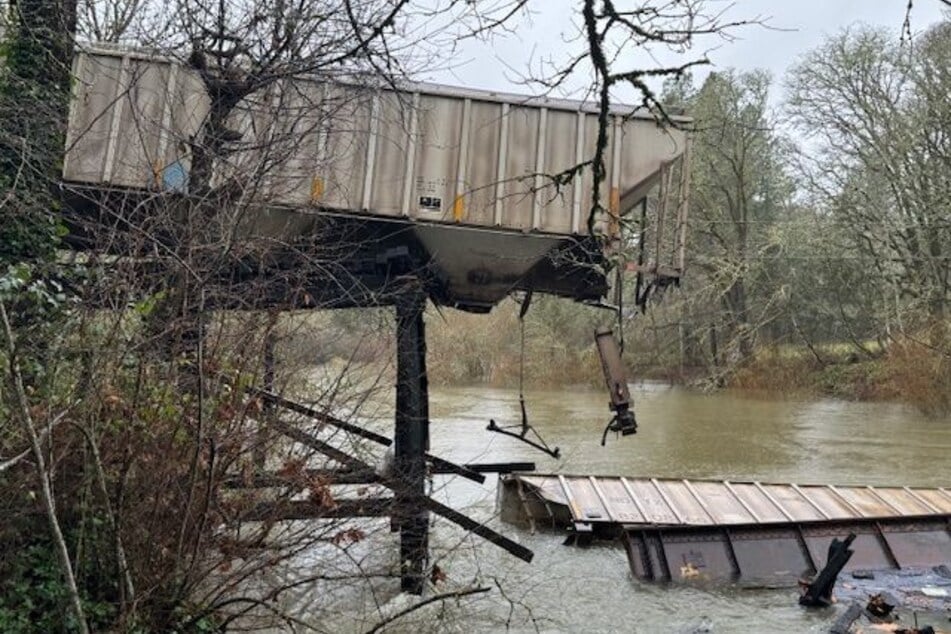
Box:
[277,382,951,633]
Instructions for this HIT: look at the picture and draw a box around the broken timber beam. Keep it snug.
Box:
[239,498,394,521]
[223,463,532,489]
[243,384,486,485]
[829,603,864,634]
[435,462,537,475]
[221,468,380,488]
[800,533,857,607]
[262,415,534,564]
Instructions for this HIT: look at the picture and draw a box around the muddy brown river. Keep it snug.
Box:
[419,383,951,633]
[276,381,951,633]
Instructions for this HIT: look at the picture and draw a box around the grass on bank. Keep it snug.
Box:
[731,336,951,414]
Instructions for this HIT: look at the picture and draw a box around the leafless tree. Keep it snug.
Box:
[2,0,761,630]
[787,21,951,334]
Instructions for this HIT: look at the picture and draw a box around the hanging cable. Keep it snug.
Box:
[486,290,560,459]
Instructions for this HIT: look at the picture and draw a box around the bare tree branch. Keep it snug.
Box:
[363,586,491,634]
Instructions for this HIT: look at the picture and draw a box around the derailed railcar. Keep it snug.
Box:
[63,46,689,310]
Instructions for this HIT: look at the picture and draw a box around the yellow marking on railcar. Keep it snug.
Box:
[310,176,324,203]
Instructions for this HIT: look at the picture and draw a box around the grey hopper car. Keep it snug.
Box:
[63,47,690,311]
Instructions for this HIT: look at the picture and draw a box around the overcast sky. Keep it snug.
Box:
[424,0,949,104]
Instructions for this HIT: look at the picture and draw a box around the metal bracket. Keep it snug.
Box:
[486,394,561,459]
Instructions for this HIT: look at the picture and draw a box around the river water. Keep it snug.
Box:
[416,383,951,634]
[277,382,950,633]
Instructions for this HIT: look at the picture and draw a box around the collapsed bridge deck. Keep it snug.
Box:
[501,474,951,583]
